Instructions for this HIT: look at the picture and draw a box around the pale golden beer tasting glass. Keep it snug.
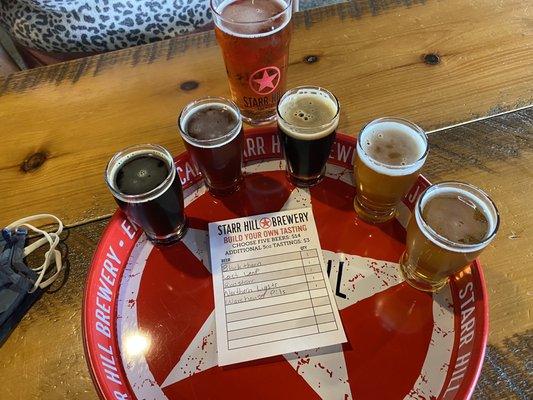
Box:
[400,181,500,292]
[354,117,428,223]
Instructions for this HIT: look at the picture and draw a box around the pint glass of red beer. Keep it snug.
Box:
[211,0,293,125]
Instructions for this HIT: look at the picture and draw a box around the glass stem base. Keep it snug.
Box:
[242,113,277,126]
[146,218,189,246]
[287,170,324,188]
[207,176,243,197]
[399,252,448,292]
[353,195,396,224]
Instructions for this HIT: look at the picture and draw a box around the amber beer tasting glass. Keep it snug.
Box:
[178,97,244,197]
[400,182,499,292]
[354,117,428,223]
[211,0,293,125]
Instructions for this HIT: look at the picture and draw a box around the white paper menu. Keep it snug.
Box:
[208,208,347,366]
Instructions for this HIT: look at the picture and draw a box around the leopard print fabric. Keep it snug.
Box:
[0,0,212,52]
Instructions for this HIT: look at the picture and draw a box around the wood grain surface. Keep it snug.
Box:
[0,0,531,228]
[0,108,530,399]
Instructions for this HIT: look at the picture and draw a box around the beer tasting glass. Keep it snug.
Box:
[105,144,188,245]
[354,117,428,223]
[400,182,499,292]
[277,86,340,187]
[178,97,244,197]
[211,0,293,125]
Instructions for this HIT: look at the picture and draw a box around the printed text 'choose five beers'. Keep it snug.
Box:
[212,0,293,125]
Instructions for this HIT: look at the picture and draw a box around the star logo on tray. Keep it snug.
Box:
[115,166,457,400]
[249,66,281,95]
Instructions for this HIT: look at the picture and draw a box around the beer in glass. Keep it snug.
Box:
[277,86,340,187]
[400,181,499,292]
[354,117,428,223]
[211,0,292,125]
[179,97,244,196]
[105,144,188,245]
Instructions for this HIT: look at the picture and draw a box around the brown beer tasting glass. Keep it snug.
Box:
[277,86,340,187]
[105,144,188,245]
[400,182,499,292]
[354,117,428,223]
[211,0,293,125]
[178,97,244,197]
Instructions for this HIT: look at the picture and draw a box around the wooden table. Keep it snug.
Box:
[0,0,531,398]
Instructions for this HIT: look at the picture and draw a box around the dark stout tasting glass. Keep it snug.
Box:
[277,86,340,187]
[178,97,244,197]
[105,144,188,245]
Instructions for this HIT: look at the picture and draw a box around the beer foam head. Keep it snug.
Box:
[415,182,499,252]
[213,0,291,38]
[356,118,428,176]
[179,98,242,149]
[277,86,339,140]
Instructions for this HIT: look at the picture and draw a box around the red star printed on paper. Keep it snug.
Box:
[249,66,281,95]
[259,217,271,228]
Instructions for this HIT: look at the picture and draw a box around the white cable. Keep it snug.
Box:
[5,214,64,293]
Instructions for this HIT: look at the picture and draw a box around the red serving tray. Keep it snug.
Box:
[83,128,488,400]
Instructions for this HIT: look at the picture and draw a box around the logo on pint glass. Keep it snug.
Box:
[259,217,271,229]
[249,66,281,95]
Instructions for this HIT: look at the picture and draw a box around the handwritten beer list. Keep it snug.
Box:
[209,208,346,366]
